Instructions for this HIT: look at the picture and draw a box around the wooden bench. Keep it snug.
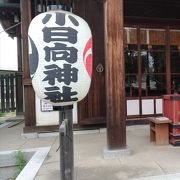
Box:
[147,117,172,145]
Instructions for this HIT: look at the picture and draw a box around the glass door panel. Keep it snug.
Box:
[140,28,166,116]
[125,27,166,117]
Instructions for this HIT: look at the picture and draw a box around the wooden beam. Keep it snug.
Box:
[166,26,171,94]
[104,0,126,149]
[20,0,36,127]
[16,26,24,115]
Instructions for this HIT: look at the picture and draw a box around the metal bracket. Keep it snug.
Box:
[96,63,104,73]
[60,119,68,136]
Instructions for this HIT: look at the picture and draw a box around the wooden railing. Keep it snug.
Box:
[0,74,16,113]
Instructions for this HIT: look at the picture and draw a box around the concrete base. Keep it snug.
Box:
[16,147,50,180]
[103,147,131,159]
[0,147,50,180]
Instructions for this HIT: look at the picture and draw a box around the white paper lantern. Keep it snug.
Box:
[28,10,92,106]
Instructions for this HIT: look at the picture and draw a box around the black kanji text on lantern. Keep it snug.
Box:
[41,12,80,104]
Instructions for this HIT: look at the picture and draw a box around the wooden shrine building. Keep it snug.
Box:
[0,0,180,150]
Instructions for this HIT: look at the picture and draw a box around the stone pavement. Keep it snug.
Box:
[1,120,180,180]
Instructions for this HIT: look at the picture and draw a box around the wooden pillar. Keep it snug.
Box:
[104,0,126,149]
[20,0,36,128]
[166,26,171,94]
[16,25,24,115]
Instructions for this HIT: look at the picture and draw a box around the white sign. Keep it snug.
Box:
[41,100,53,112]
[28,10,92,106]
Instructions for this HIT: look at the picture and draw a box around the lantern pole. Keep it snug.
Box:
[28,5,92,179]
[55,105,74,180]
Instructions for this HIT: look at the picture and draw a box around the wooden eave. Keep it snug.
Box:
[0,4,20,19]
[0,2,20,37]
[124,0,180,25]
